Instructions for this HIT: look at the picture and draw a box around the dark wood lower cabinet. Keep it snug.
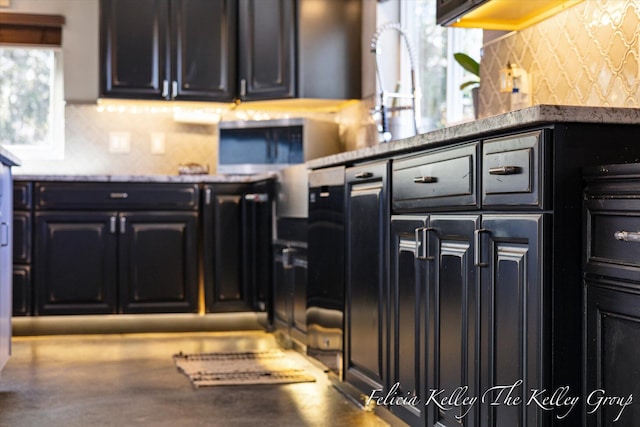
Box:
[479,214,546,427]
[428,215,480,427]
[202,182,273,313]
[12,266,31,316]
[585,282,640,427]
[273,242,307,343]
[390,215,428,426]
[345,161,389,397]
[34,211,198,314]
[118,211,198,313]
[34,212,118,315]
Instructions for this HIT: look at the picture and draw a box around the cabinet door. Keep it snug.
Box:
[12,266,31,316]
[100,0,170,99]
[171,0,237,101]
[585,283,640,427]
[273,243,290,328]
[345,162,389,395]
[210,193,251,312]
[13,211,31,264]
[428,215,480,427]
[389,215,428,426]
[118,211,198,313]
[34,212,118,315]
[479,214,546,427]
[291,246,308,342]
[436,0,485,25]
[238,0,295,101]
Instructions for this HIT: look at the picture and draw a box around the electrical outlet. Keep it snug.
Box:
[150,132,165,154]
[109,132,131,153]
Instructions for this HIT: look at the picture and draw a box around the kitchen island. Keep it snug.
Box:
[0,146,20,372]
[306,105,640,427]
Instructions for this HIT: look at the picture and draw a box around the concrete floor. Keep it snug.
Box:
[0,331,390,427]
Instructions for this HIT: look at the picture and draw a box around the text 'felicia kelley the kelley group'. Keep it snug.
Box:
[367,380,633,422]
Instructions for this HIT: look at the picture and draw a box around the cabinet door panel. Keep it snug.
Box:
[345,162,389,394]
[119,211,198,313]
[213,195,245,308]
[480,214,545,427]
[390,215,428,426]
[238,0,295,101]
[100,0,170,98]
[429,215,480,427]
[34,212,118,314]
[585,283,640,427]
[172,0,236,101]
[12,266,31,316]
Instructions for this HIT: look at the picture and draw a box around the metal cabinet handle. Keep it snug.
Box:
[240,79,247,97]
[110,216,117,234]
[205,188,212,205]
[171,81,178,99]
[413,176,437,184]
[0,223,8,247]
[282,247,294,269]
[355,172,373,179]
[162,80,169,98]
[109,192,128,199]
[474,228,489,267]
[245,193,269,203]
[415,227,436,261]
[614,230,640,243]
[489,166,520,175]
[119,216,127,234]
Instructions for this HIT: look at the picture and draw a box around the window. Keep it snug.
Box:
[0,46,64,159]
[401,0,482,130]
[0,12,65,160]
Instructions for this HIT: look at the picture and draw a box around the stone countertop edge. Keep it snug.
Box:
[13,172,277,183]
[0,146,21,167]
[307,104,640,169]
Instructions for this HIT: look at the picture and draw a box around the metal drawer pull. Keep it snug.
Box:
[474,228,490,267]
[614,231,640,243]
[109,192,128,199]
[355,172,373,179]
[109,216,117,234]
[413,176,437,184]
[119,216,127,234]
[489,166,520,175]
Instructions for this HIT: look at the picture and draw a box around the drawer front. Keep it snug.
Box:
[14,182,32,210]
[392,143,478,211]
[584,198,640,282]
[35,182,199,210]
[482,130,544,208]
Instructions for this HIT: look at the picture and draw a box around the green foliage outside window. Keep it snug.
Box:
[0,47,53,146]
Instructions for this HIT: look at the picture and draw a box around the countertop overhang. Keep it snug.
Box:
[0,146,21,167]
[13,172,277,183]
[307,104,640,169]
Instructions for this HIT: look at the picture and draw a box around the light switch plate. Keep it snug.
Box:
[150,132,165,154]
[109,132,131,153]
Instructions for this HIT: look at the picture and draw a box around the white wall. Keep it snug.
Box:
[4,0,99,102]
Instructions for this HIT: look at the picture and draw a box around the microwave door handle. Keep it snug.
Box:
[266,130,273,162]
[273,129,279,161]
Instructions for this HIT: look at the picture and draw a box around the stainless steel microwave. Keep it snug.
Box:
[217,118,340,174]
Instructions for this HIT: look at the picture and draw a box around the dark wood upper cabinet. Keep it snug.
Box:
[101,0,367,102]
[238,0,295,101]
[100,0,236,101]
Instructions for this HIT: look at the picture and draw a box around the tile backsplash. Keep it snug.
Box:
[15,104,218,175]
[480,0,640,117]
[14,102,371,175]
